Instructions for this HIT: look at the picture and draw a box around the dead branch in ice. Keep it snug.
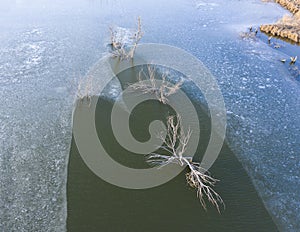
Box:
[146,115,224,212]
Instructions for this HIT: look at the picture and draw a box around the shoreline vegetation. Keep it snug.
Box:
[260,0,300,43]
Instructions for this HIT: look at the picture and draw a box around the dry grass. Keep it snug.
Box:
[127,17,143,59]
[260,1,300,43]
[109,17,143,60]
[147,115,224,212]
[128,65,183,104]
[76,75,93,106]
[274,0,300,14]
[277,14,300,27]
[260,15,300,43]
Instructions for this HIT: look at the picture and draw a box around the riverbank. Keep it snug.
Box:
[260,0,300,43]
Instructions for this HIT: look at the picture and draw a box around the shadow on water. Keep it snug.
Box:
[67,62,278,232]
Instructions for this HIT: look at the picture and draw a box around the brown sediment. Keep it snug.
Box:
[260,0,300,43]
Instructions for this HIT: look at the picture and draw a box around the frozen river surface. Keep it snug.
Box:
[0,0,299,231]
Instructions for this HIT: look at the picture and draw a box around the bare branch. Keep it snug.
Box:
[146,114,224,212]
[109,17,144,60]
[127,16,144,59]
[127,65,183,104]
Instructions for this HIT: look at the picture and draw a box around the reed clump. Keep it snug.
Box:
[261,0,300,43]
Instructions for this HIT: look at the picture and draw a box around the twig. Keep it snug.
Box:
[76,75,93,106]
[109,17,144,60]
[127,65,183,104]
[146,115,224,212]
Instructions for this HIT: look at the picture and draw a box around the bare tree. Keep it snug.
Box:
[109,17,144,60]
[128,65,183,104]
[147,115,224,212]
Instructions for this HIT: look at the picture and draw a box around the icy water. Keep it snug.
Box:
[1,0,300,231]
[68,64,277,231]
